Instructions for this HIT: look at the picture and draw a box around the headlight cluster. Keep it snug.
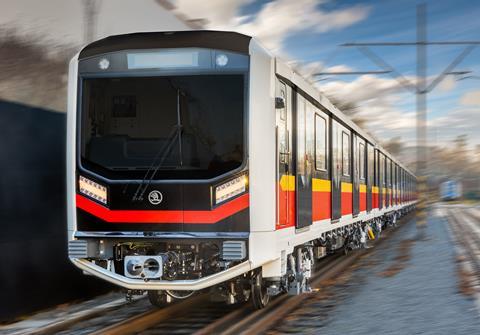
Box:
[79,175,107,205]
[215,175,248,205]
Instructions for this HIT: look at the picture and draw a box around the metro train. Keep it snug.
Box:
[67,31,417,309]
[439,180,462,201]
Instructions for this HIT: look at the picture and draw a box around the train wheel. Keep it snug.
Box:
[251,271,269,309]
[147,290,169,307]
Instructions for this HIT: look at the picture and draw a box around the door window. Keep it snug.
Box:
[359,142,365,180]
[315,114,326,171]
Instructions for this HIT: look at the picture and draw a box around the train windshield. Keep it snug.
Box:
[80,74,245,179]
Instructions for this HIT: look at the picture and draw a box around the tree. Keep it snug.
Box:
[327,96,368,129]
[383,137,403,157]
[0,30,74,111]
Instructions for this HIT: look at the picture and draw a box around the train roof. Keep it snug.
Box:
[78,30,415,177]
[79,30,251,59]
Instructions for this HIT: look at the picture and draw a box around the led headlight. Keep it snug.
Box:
[215,175,247,205]
[79,175,107,205]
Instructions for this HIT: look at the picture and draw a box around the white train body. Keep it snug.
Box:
[67,31,416,306]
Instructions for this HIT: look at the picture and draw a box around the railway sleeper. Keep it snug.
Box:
[131,213,405,309]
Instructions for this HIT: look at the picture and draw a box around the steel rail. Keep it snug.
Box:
[90,293,209,335]
[89,212,415,335]
[0,294,145,335]
[198,213,415,335]
[448,208,480,275]
[195,254,344,335]
[222,254,358,335]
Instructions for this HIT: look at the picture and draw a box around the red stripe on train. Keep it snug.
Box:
[360,192,367,212]
[341,192,353,215]
[312,191,331,221]
[76,193,249,224]
[374,193,378,208]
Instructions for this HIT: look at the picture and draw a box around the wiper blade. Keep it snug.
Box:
[131,125,181,202]
[131,87,185,202]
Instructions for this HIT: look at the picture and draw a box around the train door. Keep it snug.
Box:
[275,80,293,229]
[392,164,395,205]
[391,161,394,206]
[394,164,398,205]
[358,138,366,213]
[331,120,341,220]
[295,95,313,229]
[332,120,352,220]
[352,134,359,216]
[366,143,374,212]
[389,160,393,206]
[378,151,384,209]
[395,164,400,205]
[385,158,390,208]
[400,169,403,203]
[400,167,405,204]
[406,174,408,202]
[399,167,402,204]
[312,110,330,221]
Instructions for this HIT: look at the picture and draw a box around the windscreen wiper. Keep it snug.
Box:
[131,124,182,202]
[131,88,185,202]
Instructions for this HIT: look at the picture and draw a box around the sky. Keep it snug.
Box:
[173,0,480,150]
[0,0,189,47]
[1,0,478,150]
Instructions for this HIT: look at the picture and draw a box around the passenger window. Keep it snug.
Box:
[359,142,365,180]
[342,132,350,176]
[315,114,326,171]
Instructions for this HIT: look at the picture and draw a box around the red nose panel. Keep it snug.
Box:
[76,193,249,224]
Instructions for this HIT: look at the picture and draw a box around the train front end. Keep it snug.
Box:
[66,32,257,301]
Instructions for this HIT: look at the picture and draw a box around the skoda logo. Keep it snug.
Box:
[148,190,163,205]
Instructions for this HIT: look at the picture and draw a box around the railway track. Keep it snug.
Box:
[0,293,147,335]
[90,213,413,335]
[90,255,337,335]
[1,212,413,335]
[447,208,480,276]
[463,208,480,230]
[93,254,354,335]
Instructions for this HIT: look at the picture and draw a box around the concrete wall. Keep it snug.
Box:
[0,101,111,321]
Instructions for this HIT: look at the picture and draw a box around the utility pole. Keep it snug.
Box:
[416,4,427,177]
[314,3,479,236]
[82,0,99,44]
[416,3,428,234]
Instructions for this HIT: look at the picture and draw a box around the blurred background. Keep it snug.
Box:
[0,0,479,323]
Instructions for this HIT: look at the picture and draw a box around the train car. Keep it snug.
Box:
[439,180,462,201]
[66,31,417,309]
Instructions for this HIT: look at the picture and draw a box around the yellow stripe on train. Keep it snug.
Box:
[313,178,331,192]
[341,182,352,193]
[372,186,379,194]
[360,184,367,193]
[280,174,296,191]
